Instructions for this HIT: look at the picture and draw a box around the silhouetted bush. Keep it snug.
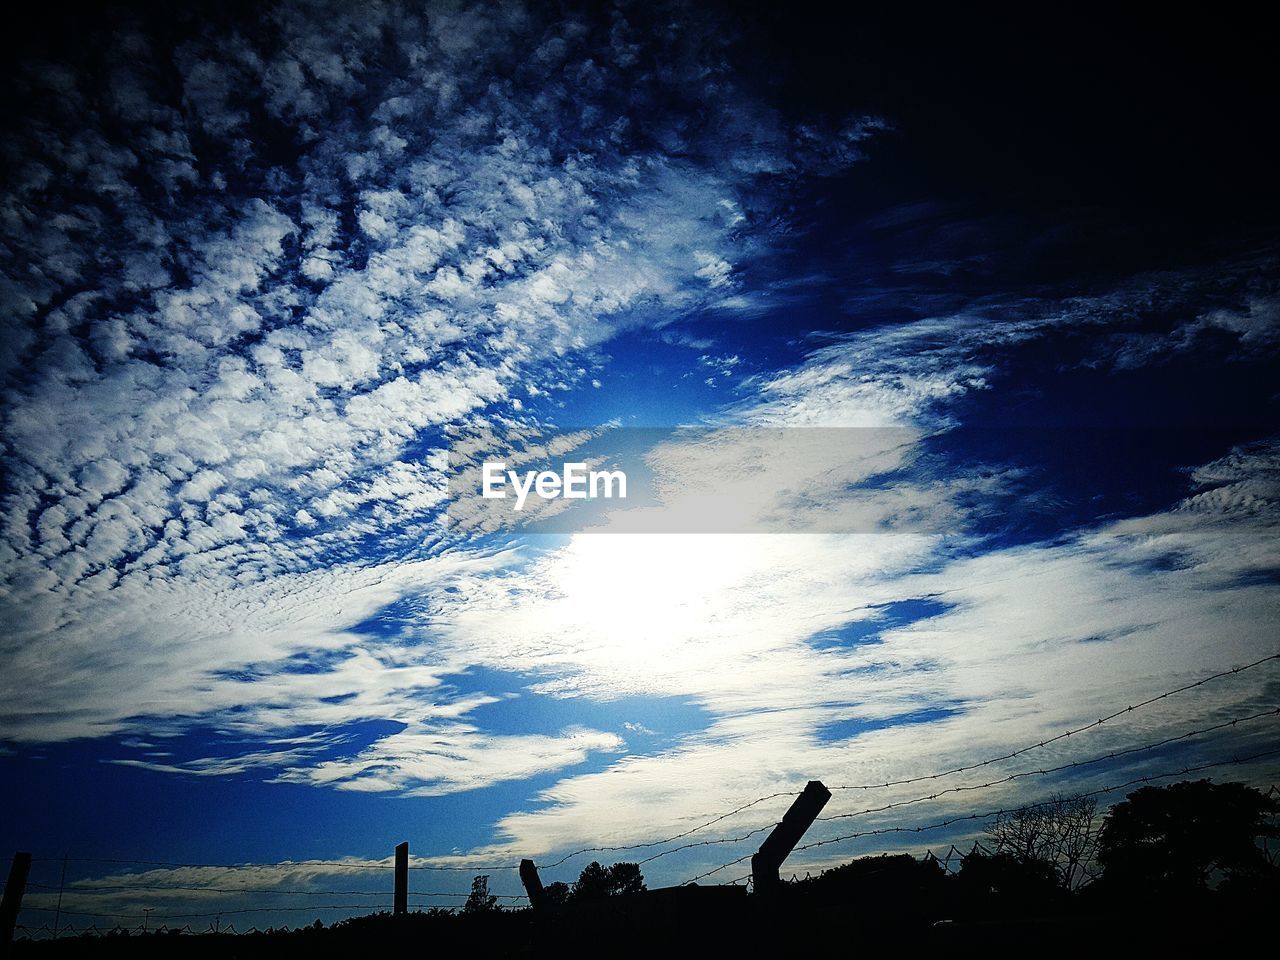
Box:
[787,852,949,927]
[542,880,572,907]
[958,849,1064,914]
[569,860,647,902]
[461,874,500,914]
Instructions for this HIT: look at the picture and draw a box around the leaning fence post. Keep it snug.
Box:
[519,859,545,910]
[1,852,32,947]
[394,842,408,915]
[751,781,830,894]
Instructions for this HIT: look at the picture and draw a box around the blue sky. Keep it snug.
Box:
[1,0,1278,932]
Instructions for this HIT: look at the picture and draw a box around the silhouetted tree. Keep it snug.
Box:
[571,861,647,901]
[604,861,645,896]
[462,875,500,914]
[572,861,612,901]
[1096,779,1280,897]
[542,880,572,907]
[800,853,948,922]
[986,793,1099,889]
[958,849,1061,907]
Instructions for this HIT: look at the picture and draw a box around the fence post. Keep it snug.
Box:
[394,842,408,915]
[519,859,545,910]
[1,852,32,947]
[751,781,830,894]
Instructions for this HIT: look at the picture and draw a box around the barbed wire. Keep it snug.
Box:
[631,823,776,869]
[18,900,523,922]
[816,706,1279,822]
[25,881,527,898]
[13,655,1277,899]
[802,747,1280,855]
[682,744,1280,884]
[924,841,1001,875]
[12,919,348,940]
[569,707,1280,876]
[535,791,795,871]
[827,653,1280,791]
[535,653,1280,877]
[36,856,519,872]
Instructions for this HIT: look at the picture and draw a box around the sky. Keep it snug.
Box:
[1,0,1278,933]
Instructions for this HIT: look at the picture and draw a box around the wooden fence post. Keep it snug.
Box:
[519,859,545,910]
[1,852,32,947]
[751,781,830,894]
[394,842,408,915]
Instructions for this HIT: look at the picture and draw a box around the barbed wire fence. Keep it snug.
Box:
[5,653,1279,940]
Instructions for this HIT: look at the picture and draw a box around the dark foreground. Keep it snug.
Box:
[11,880,1276,957]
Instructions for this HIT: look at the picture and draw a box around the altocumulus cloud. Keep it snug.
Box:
[2,0,1278,887]
[378,278,1280,866]
[0,1,884,783]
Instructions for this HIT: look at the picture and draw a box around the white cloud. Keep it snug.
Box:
[1,2,896,759]
[2,0,1277,899]
[276,723,624,796]
[401,448,1279,879]
[3,0,888,631]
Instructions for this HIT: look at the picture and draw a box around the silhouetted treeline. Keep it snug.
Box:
[11,780,1278,956]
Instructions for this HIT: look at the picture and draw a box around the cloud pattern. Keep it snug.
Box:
[1,0,1278,901]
